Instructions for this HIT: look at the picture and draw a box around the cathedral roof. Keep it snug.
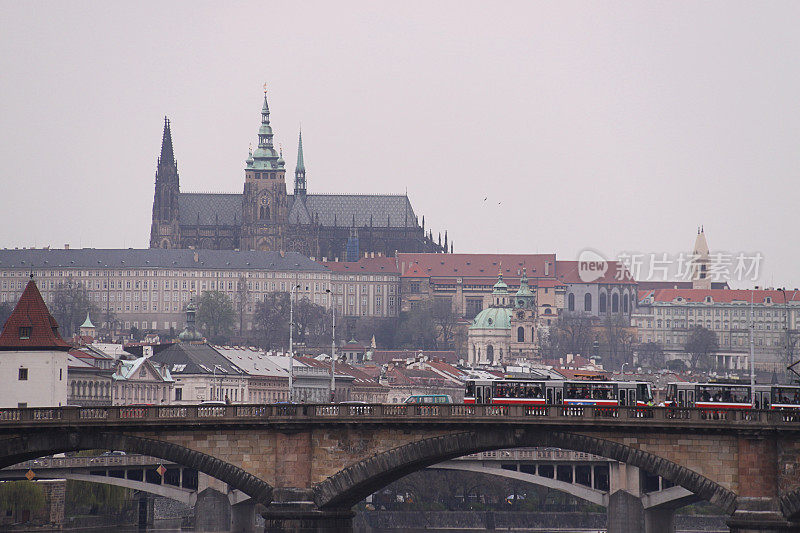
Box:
[176,192,418,229]
[296,194,417,228]
[178,193,242,226]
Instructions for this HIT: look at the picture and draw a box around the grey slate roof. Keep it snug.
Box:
[0,248,327,271]
[176,192,418,229]
[298,194,418,228]
[150,343,245,376]
[178,193,242,226]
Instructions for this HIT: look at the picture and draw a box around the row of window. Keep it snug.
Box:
[567,292,632,314]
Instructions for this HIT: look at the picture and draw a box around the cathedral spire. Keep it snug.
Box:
[159,116,175,165]
[294,128,307,197]
[246,85,284,171]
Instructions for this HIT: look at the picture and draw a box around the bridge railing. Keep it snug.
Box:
[0,404,797,426]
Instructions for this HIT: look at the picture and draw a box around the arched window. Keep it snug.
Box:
[531,327,535,341]
[623,294,629,314]
[599,293,607,313]
[585,293,592,312]
[612,293,619,313]
[517,326,525,342]
[487,345,494,363]
[568,293,575,311]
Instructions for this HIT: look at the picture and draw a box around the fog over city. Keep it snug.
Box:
[2,2,799,286]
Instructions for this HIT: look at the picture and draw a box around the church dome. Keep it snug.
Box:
[470,307,512,330]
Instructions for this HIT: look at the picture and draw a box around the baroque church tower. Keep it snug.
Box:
[149,118,181,249]
[240,88,289,251]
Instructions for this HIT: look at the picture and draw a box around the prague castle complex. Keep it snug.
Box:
[149,89,446,259]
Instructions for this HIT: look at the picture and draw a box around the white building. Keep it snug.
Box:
[0,279,70,408]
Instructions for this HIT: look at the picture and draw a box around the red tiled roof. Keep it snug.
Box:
[0,279,71,351]
[555,261,636,284]
[319,257,399,274]
[637,281,729,290]
[398,253,556,279]
[639,288,800,304]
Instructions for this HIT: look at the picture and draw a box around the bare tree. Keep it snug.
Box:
[50,281,97,337]
[196,290,235,343]
[602,314,636,369]
[235,275,250,337]
[431,297,459,349]
[636,342,665,369]
[540,314,595,359]
[253,292,290,350]
[685,326,719,370]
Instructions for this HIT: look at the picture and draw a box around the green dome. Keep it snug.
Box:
[470,307,512,330]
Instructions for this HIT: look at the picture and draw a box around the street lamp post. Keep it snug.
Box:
[750,291,756,408]
[326,289,336,403]
[213,364,224,401]
[288,284,301,403]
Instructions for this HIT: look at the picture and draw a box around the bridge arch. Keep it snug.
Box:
[314,429,736,513]
[430,463,608,506]
[0,430,272,504]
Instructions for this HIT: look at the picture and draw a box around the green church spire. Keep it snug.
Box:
[246,85,285,171]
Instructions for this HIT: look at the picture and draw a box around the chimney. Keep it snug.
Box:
[64,244,70,250]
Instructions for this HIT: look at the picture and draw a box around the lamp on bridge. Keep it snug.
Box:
[289,284,301,403]
[326,288,336,403]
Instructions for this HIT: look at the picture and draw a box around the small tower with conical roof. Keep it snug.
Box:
[149,117,182,249]
[492,271,510,307]
[242,86,289,251]
[691,226,711,290]
[79,312,96,339]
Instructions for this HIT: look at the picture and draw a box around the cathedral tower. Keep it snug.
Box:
[241,88,288,251]
[294,129,307,198]
[149,117,181,248]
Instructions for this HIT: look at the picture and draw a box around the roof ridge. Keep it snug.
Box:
[182,191,240,195]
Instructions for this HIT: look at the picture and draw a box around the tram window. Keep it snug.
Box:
[556,390,563,403]
[476,388,483,404]
[687,391,695,406]
[637,384,650,402]
[678,390,685,406]
[619,391,626,406]
[762,393,770,409]
[466,382,475,397]
[486,386,492,400]
[547,389,553,404]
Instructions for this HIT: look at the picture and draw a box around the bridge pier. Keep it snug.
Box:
[727,497,800,532]
[262,489,354,533]
[232,499,257,533]
[644,507,675,533]
[195,488,232,531]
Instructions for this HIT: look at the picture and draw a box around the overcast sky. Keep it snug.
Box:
[1,2,798,288]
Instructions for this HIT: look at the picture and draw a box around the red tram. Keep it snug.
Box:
[465,377,653,407]
[665,382,800,410]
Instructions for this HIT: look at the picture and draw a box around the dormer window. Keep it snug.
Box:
[19,327,31,340]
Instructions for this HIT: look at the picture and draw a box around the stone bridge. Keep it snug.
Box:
[0,403,799,532]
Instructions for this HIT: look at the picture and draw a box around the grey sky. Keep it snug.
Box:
[2,2,798,288]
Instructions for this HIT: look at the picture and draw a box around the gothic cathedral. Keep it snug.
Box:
[150,89,447,259]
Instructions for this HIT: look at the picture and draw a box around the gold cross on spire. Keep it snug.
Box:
[263,82,268,94]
